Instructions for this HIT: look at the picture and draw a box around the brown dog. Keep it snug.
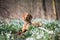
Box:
[16,12,43,35]
[21,12,32,33]
[21,12,43,34]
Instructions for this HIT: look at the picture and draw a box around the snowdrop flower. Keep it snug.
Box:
[11,37,14,39]
[5,33,11,38]
[26,38,35,40]
[48,31,54,34]
[1,31,3,35]
[36,31,44,39]
[58,24,60,27]
[36,35,41,39]
[44,36,46,39]
[36,32,39,35]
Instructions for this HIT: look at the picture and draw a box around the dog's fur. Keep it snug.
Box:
[16,12,43,35]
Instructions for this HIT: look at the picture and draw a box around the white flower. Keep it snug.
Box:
[36,35,41,39]
[36,31,44,39]
[11,37,14,39]
[26,38,35,40]
[5,33,11,38]
[48,31,54,34]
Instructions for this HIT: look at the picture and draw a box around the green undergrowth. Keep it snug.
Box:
[0,19,59,40]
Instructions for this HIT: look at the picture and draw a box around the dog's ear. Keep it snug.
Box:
[21,12,28,20]
[21,13,26,21]
[21,14,25,20]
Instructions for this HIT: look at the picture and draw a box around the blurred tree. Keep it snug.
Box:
[52,0,58,20]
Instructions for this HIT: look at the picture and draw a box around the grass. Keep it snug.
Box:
[0,19,59,40]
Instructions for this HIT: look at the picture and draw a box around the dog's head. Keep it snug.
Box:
[21,12,32,23]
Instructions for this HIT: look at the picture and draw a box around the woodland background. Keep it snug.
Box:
[0,0,60,20]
